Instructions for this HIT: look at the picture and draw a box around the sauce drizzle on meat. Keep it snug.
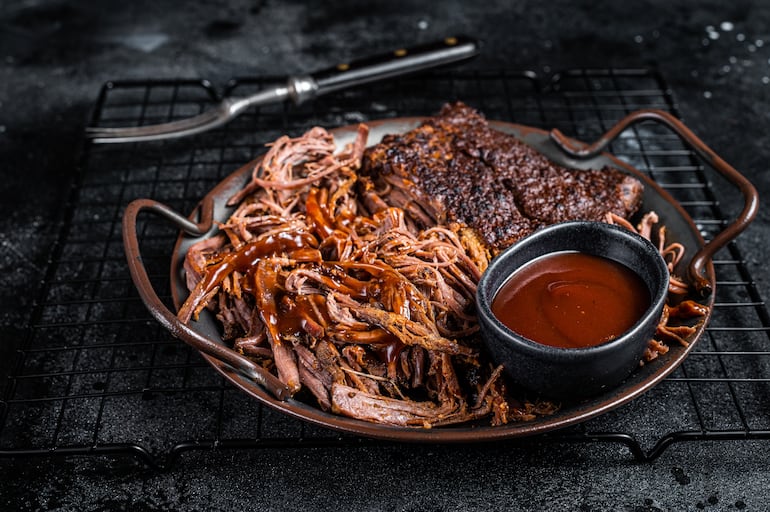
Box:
[178,121,544,426]
[178,103,707,426]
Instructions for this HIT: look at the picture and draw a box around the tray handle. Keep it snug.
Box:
[549,109,759,297]
[122,198,292,401]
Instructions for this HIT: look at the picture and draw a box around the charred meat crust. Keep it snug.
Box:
[361,102,643,252]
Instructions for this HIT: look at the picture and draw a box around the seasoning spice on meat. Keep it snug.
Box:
[178,120,538,426]
[177,103,704,426]
[361,102,643,252]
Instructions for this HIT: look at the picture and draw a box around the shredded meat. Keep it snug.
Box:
[178,121,517,427]
[178,103,707,426]
[605,212,708,363]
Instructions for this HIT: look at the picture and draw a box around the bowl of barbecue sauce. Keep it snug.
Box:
[476,221,670,401]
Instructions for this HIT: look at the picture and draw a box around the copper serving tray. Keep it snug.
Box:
[123,110,757,442]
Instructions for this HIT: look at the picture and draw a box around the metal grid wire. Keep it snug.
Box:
[1,69,768,469]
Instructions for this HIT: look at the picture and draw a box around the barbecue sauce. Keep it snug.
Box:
[196,230,318,300]
[276,294,328,338]
[491,252,650,349]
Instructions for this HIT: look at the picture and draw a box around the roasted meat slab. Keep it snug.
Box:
[361,102,643,252]
[177,105,701,427]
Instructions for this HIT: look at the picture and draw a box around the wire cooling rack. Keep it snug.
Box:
[1,69,768,469]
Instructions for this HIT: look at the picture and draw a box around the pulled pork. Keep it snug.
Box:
[178,123,554,426]
[178,107,706,427]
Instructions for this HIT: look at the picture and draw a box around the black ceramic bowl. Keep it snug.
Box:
[476,221,670,401]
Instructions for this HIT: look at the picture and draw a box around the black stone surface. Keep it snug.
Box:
[1,1,769,510]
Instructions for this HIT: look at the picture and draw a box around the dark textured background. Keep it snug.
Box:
[1,1,769,510]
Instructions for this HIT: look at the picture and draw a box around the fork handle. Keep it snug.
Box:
[87,37,479,142]
[287,36,479,104]
[234,37,478,110]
